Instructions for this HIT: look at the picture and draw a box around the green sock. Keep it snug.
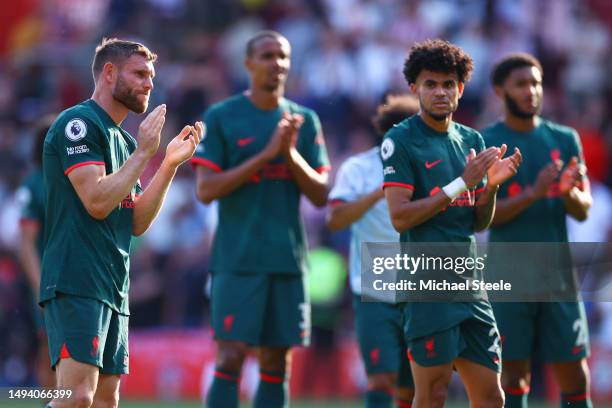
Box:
[207,369,239,408]
[366,389,392,408]
[561,392,592,408]
[254,370,287,408]
[505,393,528,408]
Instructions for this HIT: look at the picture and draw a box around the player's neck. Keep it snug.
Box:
[246,88,283,110]
[420,111,452,133]
[504,113,539,132]
[91,90,129,125]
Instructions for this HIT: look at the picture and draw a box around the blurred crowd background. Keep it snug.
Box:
[0,0,610,399]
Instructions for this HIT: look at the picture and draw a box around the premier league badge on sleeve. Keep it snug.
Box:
[65,118,88,142]
[381,138,395,160]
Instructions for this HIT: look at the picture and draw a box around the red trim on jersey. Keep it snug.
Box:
[475,187,485,194]
[315,165,331,173]
[191,157,222,173]
[383,182,415,191]
[564,392,589,402]
[503,386,530,395]
[328,199,346,207]
[60,343,71,359]
[260,372,285,384]
[214,370,239,382]
[64,161,105,175]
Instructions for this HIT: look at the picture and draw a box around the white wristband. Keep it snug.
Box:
[442,177,468,201]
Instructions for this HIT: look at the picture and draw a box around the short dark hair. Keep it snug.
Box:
[92,37,157,80]
[491,53,543,86]
[245,30,286,57]
[372,94,420,136]
[403,39,473,85]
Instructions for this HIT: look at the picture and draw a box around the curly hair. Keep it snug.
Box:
[491,53,543,86]
[372,94,419,136]
[403,39,473,85]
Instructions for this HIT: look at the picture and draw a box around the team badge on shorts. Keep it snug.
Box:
[65,118,87,142]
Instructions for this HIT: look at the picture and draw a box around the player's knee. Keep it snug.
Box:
[501,366,530,389]
[66,389,95,408]
[367,373,396,391]
[258,347,290,372]
[567,360,590,391]
[216,342,248,372]
[92,388,119,408]
[396,385,415,402]
[429,379,450,408]
[486,387,505,408]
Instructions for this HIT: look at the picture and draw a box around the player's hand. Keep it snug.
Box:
[261,114,292,161]
[281,113,304,157]
[462,147,500,188]
[532,160,562,198]
[559,156,584,195]
[136,104,166,159]
[486,145,522,188]
[163,121,204,168]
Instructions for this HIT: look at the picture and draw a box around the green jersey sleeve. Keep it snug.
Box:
[300,111,331,173]
[17,175,44,223]
[474,131,487,192]
[567,129,588,188]
[59,116,105,175]
[381,130,415,191]
[192,107,226,172]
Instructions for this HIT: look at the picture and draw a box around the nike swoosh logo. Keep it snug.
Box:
[237,137,256,147]
[425,159,442,169]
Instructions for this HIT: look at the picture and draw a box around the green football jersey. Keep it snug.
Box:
[40,99,142,314]
[483,119,584,242]
[192,94,330,275]
[382,114,495,339]
[17,168,46,257]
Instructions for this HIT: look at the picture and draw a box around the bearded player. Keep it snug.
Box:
[40,38,202,408]
[483,53,592,408]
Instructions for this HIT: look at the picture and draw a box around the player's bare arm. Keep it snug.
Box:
[196,116,292,204]
[384,147,500,233]
[67,104,166,220]
[282,113,329,207]
[560,156,592,221]
[326,189,385,231]
[492,160,560,226]
[385,187,452,233]
[18,221,41,294]
[132,121,203,236]
[474,144,522,231]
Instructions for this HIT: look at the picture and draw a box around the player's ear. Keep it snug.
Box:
[244,56,253,73]
[101,62,117,85]
[494,85,504,98]
[457,82,465,97]
[409,83,417,94]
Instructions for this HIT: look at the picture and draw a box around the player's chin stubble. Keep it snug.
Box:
[113,77,147,114]
[505,93,540,119]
